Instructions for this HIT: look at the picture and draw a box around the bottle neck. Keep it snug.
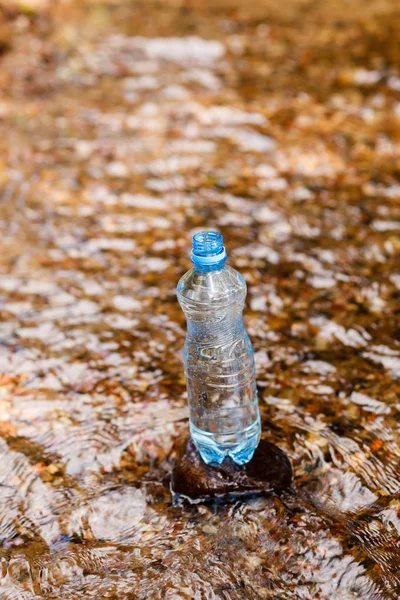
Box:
[191,231,227,270]
[193,261,226,273]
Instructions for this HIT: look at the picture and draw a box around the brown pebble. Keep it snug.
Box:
[171,438,292,503]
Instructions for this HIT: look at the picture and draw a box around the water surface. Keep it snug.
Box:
[0,0,399,597]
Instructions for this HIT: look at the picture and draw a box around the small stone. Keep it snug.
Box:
[171,438,292,503]
[370,439,383,453]
[47,464,60,475]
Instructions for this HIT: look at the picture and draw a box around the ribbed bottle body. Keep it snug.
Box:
[177,264,260,465]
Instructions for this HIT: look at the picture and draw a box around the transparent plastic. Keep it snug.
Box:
[177,231,261,465]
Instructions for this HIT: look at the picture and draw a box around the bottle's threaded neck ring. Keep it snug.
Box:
[191,230,227,268]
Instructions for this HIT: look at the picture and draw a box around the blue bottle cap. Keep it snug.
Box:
[191,231,227,268]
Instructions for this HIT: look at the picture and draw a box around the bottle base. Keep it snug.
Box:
[190,419,261,466]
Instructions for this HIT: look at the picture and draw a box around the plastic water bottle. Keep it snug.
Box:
[177,230,261,465]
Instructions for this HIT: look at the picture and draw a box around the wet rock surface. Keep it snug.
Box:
[0,0,399,598]
[171,438,292,502]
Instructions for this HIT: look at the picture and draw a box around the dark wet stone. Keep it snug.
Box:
[171,438,292,503]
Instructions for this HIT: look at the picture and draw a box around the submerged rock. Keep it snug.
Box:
[171,438,292,503]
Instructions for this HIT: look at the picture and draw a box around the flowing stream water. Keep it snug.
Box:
[0,0,399,598]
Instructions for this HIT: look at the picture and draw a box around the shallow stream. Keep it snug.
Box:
[0,1,399,598]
